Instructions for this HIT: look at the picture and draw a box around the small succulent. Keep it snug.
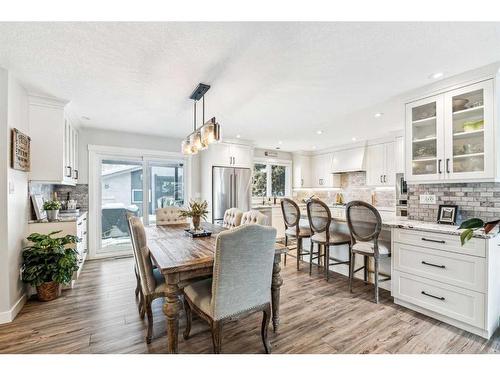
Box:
[179,200,209,220]
[43,200,62,211]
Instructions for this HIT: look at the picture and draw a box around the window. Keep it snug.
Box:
[252,161,291,197]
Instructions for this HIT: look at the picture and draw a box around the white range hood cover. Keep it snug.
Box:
[331,146,366,173]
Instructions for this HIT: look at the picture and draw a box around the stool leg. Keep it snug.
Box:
[349,252,355,293]
[325,245,330,281]
[309,242,314,276]
[284,235,288,267]
[297,237,302,271]
[363,255,368,283]
[374,257,379,304]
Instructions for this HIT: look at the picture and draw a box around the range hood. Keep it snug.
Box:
[331,146,366,173]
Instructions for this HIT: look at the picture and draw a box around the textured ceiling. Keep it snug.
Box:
[1,22,500,151]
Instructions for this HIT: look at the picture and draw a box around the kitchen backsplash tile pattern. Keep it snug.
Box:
[28,183,89,220]
[408,182,500,222]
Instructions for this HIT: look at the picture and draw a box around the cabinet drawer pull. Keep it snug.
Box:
[421,291,445,301]
[421,237,445,244]
[421,260,446,269]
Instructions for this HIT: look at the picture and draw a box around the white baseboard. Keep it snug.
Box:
[0,293,27,324]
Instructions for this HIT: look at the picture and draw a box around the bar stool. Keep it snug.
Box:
[346,200,391,304]
[306,199,351,281]
[280,198,312,271]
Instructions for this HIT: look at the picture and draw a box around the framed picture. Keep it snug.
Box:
[11,128,31,172]
[31,194,46,221]
[437,204,458,225]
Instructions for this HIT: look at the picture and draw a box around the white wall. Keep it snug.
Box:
[254,148,292,161]
[0,69,30,323]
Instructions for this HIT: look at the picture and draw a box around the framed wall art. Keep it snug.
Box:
[11,128,31,172]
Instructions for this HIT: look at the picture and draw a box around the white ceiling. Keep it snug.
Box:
[1,22,500,151]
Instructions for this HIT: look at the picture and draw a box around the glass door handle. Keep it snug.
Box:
[438,159,442,174]
[446,158,450,174]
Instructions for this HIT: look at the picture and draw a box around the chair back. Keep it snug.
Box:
[306,199,331,237]
[345,200,382,244]
[241,210,268,225]
[128,216,157,295]
[222,208,243,229]
[210,224,277,320]
[280,198,300,230]
[156,207,186,225]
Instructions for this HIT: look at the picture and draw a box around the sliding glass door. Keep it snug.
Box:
[93,155,185,257]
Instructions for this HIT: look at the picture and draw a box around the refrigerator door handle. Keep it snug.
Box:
[234,173,237,206]
[229,174,233,207]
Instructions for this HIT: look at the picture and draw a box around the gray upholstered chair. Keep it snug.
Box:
[183,224,277,354]
[346,200,391,304]
[241,210,268,225]
[222,208,243,229]
[155,207,187,225]
[128,216,166,343]
[306,199,351,281]
[280,198,311,270]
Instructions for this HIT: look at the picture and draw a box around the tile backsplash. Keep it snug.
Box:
[29,182,89,220]
[408,182,500,223]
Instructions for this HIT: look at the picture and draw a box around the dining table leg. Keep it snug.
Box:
[163,274,183,354]
[271,253,284,333]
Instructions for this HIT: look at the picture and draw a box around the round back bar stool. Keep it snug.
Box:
[306,199,351,281]
[346,200,391,304]
[280,198,312,270]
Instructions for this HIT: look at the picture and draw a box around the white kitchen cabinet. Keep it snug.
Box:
[405,80,495,183]
[366,142,395,186]
[311,153,340,188]
[292,153,312,188]
[202,142,253,168]
[395,136,404,173]
[29,95,79,185]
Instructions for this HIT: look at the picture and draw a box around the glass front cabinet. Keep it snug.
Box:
[405,79,495,182]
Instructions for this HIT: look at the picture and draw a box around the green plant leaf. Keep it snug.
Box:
[458,218,484,230]
[460,228,474,246]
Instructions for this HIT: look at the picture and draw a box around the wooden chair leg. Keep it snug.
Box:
[211,321,223,354]
[261,305,272,354]
[325,245,330,281]
[145,298,153,344]
[139,290,145,318]
[349,252,355,293]
[183,300,192,340]
[374,257,379,304]
[309,242,314,276]
[297,237,302,271]
[284,235,288,266]
[363,255,368,283]
[134,267,140,298]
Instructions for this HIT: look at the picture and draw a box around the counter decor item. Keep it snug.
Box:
[31,194,47,221]
[179,200,209,232]
[437,204,458,225]
[21,230,79,301]
[11,128,31,171]
[43,200,62,222]
[452,98,469,111]
[459,218,500,245]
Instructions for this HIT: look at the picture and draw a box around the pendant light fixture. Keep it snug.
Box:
[182,83,221,155]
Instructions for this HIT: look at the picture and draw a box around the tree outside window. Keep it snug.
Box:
[252,163,267,197]
[252,162,289,197]
[271,165,286,196]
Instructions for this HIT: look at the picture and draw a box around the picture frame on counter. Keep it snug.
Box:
[437,204,458,225]
[31,194,46,221]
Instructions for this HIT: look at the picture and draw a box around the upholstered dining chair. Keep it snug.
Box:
[241,210,268,225]
[128,216,166,343]
[346,200,391,304]
[125,212,142,303]
[183,224,277,354]
[222,207,243,229]
[280,198,311,270]
[306,199,351,281]
[156,206,186,225]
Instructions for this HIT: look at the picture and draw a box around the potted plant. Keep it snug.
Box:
[179,200,209,231]
[43,200,62,222]
[21,231,80,301]
[459,218,500,245]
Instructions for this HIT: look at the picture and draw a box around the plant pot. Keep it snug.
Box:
[191,216,201,231]
[36,281,61,302]
[46,209,59,222]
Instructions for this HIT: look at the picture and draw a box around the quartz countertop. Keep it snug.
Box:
[29,211,87,224]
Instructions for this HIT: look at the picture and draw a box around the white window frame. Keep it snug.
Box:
[253,157,292,197]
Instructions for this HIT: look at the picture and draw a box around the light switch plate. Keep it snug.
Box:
[419,194,436,204]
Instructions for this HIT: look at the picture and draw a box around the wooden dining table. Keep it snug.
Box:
[145,222,288,354]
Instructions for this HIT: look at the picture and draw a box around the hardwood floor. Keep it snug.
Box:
[0,256,499,354]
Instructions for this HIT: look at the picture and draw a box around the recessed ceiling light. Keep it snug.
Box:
[278,140,283,145]
[374,113,383,118]
[429,72,444,80]
[236,134,241,139]
[316,130,323,135]
[312,146,316,150]
[352,137,357,141]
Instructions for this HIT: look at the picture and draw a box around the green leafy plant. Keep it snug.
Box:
[458,218,500,246]
[21,231,79,287]
[43,200,62,211]
[179,200,209,220]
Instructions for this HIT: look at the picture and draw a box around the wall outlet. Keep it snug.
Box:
[419,194,437,204]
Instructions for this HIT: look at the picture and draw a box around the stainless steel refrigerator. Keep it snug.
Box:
[212,166,252,224]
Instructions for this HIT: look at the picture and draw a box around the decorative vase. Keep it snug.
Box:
[36,281,61,302]
[192,216,201,231]
[46,209,59,222]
